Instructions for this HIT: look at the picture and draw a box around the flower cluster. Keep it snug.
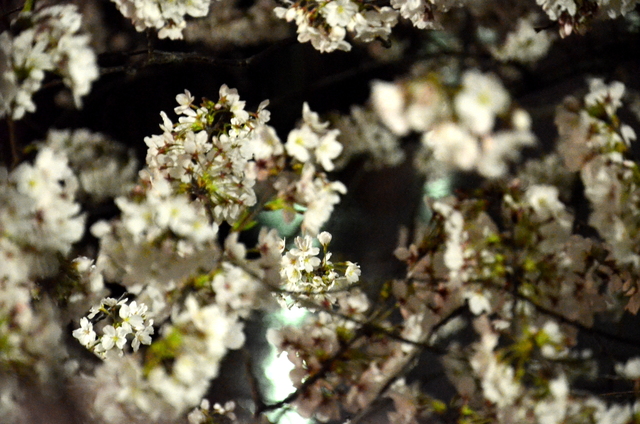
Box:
[141,89,348,241]
[251,103,350,235]
[274,0,398,52]
[280,232,360,301]
[103,0,639,47]
[383,185,631,424]
[0,4,98,119]
[76,230,282,423]
[460,317,601,423]
[1,147,84,283]
[187,399,238,424]
[43,129,138,203]
[141,295,245,413]
[0,295,68,385]
[73,297,154,357]
[487,15,556,64]
[535,0,638,37]
[389,0,432,29]
[57,84,354,422]
[556,79,640,310]
[372,68,536,178]
[110,0,213,39]
[211,230,280,316]
[332,105,405,170]
[90,171,221,325]
[144,87,269,226]
[285,103,343,171]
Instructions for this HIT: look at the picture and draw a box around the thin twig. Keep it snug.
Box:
[7,115,19,169]
[99,39,296,78]
[1,7,21,20]
[146,29,155,59]
[243,348,266,416]
[514,291,640,348]
[273,283,362,296]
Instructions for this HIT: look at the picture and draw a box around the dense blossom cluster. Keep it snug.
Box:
[102,0,640,50]
[279,232,361,302]
[268,289,384,422]
[372,68,536,178]
[1,147,85,282]
[144,86,269,225]
[110,0,213,39]
[537,0,639,36]
[274,0,398,52]
[486,15,556,64]
[16,86,349,422]
[0,145,89,423]
[255,75,640,423]
[73,297,154,356]
[0,4,98,119]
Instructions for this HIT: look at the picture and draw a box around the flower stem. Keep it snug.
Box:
[7,116,20,169]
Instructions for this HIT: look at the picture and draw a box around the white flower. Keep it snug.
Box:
[175,90,195,115]
[212,262,262,316]
[295,164,347,235]
[0,5,97,119]
[491,16,555,64]
[119,301,146,331]
[72,317,96,347]
[423,122,479,171]
[464,290,491,315]
[321,0,359,27]
[344,261,361,283]
[390,0,434,29]
[454,70,510,135]
[100,325,129,351]
[432,201,467,282]
[286,125,319,163]
[315,130,343,171]
[291,235,320,258]
[620,124,636,146]
[132,321,155,352]
[525,184,565,221]
[616,357,640,380]
[536,0,577,21]
[351,8,398,43]
[476,129,536,178]
[584,79,625,117]
[247,125,284,160]
[512,109,532,131]
[111,0,212,39]
[188,407,207,424]
[370,80,410,136]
